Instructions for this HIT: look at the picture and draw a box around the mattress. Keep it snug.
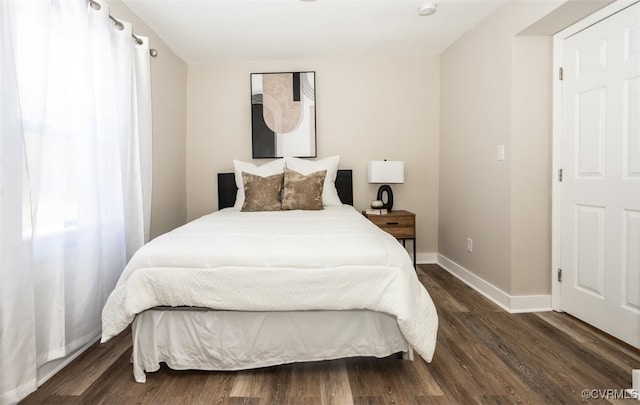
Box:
[101,205,438,364]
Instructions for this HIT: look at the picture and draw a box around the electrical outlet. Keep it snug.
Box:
[466,237,473,253]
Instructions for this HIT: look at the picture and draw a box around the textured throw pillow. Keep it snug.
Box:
[241,172,284,212]
[233,158,285,209]
[281,167,326,210]
[285,155,341,206]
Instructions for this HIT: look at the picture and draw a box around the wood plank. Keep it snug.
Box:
[49,328,132,396]
[19,263,639,404]
[229,365,291,405]
[318,361,354,405]
[428,309,543,404]
[534,311,640,369]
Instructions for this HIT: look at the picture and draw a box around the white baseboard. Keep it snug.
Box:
[628,369,640,400]
[509,294,552,314]
[416,252,437,264]
[436,254,551,314]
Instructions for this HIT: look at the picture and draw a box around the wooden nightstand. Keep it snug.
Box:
[363,210,416,267]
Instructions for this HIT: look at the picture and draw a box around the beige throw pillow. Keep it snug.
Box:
[241,172,284,212]
[281,167,326,210]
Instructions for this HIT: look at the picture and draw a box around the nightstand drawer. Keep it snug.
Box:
[367,213,415,238]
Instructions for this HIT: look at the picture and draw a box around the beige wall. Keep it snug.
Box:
[511,36,553,295]
[108,1,188,239]
[109,0,611,297]
[439,1,562,294]
[186,56,440,255]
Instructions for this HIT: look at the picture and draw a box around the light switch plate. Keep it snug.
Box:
[497,145,505,161]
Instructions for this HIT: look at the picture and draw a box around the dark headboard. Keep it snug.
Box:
[217,169,353,209]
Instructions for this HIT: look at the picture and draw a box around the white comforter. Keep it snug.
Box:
[101,205,438,362]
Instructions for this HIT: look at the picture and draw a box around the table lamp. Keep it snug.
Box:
[367,160,404,212]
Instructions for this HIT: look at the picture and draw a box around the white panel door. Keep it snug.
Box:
[559,2,640,348]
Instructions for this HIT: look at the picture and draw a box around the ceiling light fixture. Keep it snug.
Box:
[419,2,438,16]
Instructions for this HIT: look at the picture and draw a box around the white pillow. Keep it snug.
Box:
[285,155,341,206]
[233,159,285,209]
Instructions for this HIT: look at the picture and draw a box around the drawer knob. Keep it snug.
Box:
[386,221,399,225]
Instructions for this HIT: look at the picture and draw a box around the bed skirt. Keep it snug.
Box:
[131,308,412,383]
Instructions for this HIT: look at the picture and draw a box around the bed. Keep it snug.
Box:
[101,160,438,383]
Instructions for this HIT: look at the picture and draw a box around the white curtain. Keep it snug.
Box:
[0,1,152,404]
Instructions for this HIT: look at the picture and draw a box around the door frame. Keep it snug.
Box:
[551,0,639,311]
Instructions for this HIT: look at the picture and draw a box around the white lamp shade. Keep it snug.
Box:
[368,161,404,184]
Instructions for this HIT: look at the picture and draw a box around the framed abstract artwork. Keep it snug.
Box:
[250,71,316,158]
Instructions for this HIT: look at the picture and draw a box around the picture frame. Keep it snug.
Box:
[250,71,316,159]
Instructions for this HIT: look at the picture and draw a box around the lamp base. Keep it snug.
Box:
[376,185,394,212]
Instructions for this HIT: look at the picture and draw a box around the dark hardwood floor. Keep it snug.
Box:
[21,264,639,404]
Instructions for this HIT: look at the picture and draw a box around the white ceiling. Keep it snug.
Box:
[121,0,509,64]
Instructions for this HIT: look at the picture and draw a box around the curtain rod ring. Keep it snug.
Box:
[90,0,155,58]
[108,15,124,30]
[89,0,101,10]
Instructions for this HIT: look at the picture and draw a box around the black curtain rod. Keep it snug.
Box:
[88,0,158,57]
